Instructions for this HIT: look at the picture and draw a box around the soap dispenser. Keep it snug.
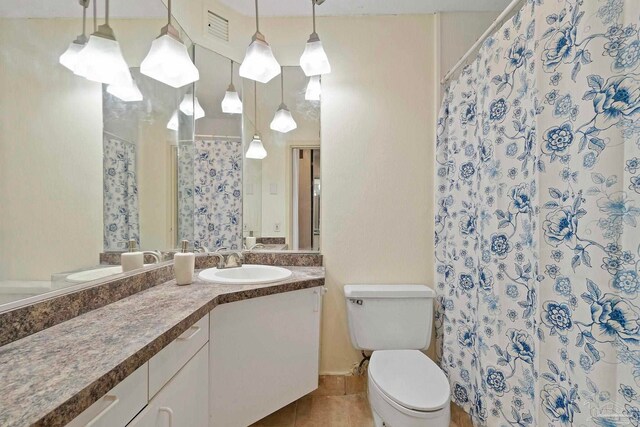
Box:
[174,240,195,286]
[121,239,144,272]
[246,231,257,249]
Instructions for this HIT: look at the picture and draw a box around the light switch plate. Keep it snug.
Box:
[270,183,278,195]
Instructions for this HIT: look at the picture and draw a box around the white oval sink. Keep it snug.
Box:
[66,265,154,283]
[198,265,292,285]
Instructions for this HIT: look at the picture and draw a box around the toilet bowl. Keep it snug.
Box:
[367,350,450,427]
[343,285,451,427]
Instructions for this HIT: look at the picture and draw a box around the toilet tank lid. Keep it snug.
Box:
[344,284,435,299]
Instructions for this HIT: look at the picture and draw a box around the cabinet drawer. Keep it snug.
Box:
[149,314,209,398]
[128,343,209,427]
[66,363,148,427]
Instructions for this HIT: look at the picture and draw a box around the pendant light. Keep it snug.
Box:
[167,110,179,131]
[179,94,205,120]
[74,0,132,86]
[305,75,321,101]
[140,0,199,88]
[239,0,280,84]
[246,82,267,159]
[221,60,243,114]
[59,0,90,72]
[299,0,331,76]
[107,79,143,102]
[270,68,297,134]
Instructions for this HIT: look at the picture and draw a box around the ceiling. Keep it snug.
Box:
[218,0,512,17]
[2,0,511,19]
[0,0,167,18]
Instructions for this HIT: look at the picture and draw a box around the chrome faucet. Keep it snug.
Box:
[216,251,244,269]
[246,243,265,250]
[143,251,162,264]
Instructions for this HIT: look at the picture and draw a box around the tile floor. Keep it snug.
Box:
[250,393,373,427]
[250,393,463,427]
[250,375,463,427]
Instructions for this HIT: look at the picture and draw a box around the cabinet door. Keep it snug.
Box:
[128,343,209,427]
[66,363,147,427]
[210,287,322,427]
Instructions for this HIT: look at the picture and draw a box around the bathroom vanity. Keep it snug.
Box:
[0,264,324,427]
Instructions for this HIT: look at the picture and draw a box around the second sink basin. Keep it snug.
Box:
[66,264,155,283]
[198,265,292,285]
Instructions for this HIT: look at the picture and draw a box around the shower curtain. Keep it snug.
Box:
[103,134,140,250]
[435,0,640,425]
[179,140,243,251]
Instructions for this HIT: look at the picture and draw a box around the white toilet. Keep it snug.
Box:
[344,284,450,427]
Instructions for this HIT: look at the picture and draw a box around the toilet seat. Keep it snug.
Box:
[369,350,450,412]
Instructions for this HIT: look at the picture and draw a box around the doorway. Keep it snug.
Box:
[292,148,320,251]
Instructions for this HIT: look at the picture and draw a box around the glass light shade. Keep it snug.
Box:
[167,110,179,131]
[59,40,86,72]
[107,79,143,102]
[239,34,281,84]
[179,94,205,120]
[270,104,298,133]
[141,34,200,88]
[74,34,132,86]
[300,35,331,76]
[305,76,321,101]
[221,84,243,114]
[246,135,267,159]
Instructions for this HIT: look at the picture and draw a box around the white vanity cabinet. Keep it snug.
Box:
[65,364,148,427]
[209,287,323,427]
[65,315,209,427]
[127,343,209,427]
[64,286,323,427]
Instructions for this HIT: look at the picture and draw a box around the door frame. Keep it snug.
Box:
[287,141,320,250]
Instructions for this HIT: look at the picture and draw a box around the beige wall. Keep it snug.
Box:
[438,12,501,81]
[0,18,163,280]
[173,4,440,374]
[316,15,437,373]
[243,14,437,374]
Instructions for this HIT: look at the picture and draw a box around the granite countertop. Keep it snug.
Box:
[0,266,325,427]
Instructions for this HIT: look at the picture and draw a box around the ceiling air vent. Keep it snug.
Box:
[207,11,229,42]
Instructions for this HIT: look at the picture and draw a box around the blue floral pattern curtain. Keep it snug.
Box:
[177,142,195,244]
[435,0,640,425]
[192,140,242,251]
[103,135,140,250]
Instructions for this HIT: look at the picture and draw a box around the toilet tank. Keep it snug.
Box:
[344,284,435,351]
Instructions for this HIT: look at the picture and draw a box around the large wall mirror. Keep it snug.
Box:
[242,67,321,251]
[0,8,196,309]
[0,7,321,312]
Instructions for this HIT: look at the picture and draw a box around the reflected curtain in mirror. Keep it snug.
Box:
[179,139,242,251]
[103,134,140,251]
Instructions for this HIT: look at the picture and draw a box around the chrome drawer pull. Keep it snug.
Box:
[177,325,201,341]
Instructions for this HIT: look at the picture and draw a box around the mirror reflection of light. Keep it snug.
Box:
[270,105,298,133]
[179,94,205,119]
[222,85,243,114]
[246,135,268,159]
[107,79,143,102]
[167,110,179,131]
[305,76,322,101]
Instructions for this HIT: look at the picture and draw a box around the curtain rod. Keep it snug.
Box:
[440,0,525,85]
[194,134,242,140]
